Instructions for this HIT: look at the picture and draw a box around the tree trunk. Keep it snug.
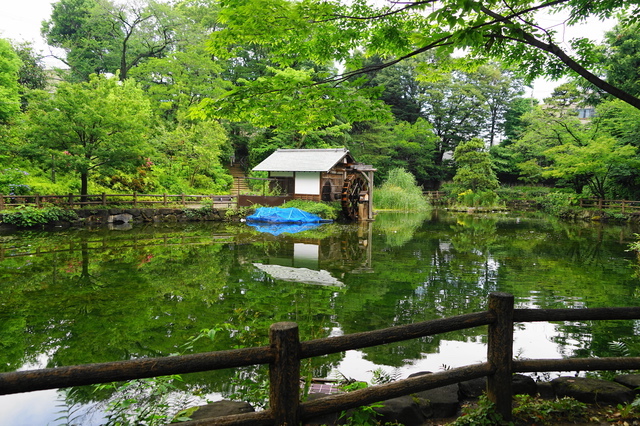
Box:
[81,172,89,203]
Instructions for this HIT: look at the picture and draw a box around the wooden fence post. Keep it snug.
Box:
[35,194,41,208]
[0,194,4,210]
[269,322,300,425]
[487,292,514,421]
[163,194,167,206]
[102,193,106,206]
[68,193,73,207]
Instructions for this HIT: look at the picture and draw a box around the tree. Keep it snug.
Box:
[348,119,437,187]
[43,0,185,81]
[10,41,48,111]
[207,0,640,110]
[12,42,47,92]
[502,96,537,145]
[473,64,524,147]
[452,137,499,193]
[584,99,640,198]
[25,74,152,196]
[543,135,637,199]
[0,39,22,124]
[504,105,587,187]
[357,54,424,124]
[129,43,230,124]
[151,120,232,193]
[419,70,488,171]
[603,20,640,99]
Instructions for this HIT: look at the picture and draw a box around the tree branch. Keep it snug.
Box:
[480,6,640,110]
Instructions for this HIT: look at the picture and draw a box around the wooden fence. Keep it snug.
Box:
[0,193,236,210]
[2,292,640,424]
[423,191,447,200]
[580,198,640,213]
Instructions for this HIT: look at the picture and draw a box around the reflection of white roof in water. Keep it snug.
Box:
[252,263,343,287]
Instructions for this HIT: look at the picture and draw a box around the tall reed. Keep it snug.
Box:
[374,168,430,211]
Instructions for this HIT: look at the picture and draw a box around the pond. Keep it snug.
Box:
[1,210,640,424]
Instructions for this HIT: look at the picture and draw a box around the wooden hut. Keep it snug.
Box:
[241,148,375,221]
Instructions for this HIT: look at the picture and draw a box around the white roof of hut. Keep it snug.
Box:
[252,148,354,172]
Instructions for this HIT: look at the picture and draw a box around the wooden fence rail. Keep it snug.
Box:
[2,292,640,424]
[579,198,640,213]
[0,193,236,210]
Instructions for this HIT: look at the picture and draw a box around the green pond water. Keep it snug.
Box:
[1,210,640,424]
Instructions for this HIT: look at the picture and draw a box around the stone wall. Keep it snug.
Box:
[74,207,228,225]
[0,207,234,232]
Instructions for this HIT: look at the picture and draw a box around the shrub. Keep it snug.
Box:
[456,189,499,207]
[0,168,31,195]
[536,191,577,216]
[512,395,588,425]
[184,199,221,219]
[281,200,340,220]
[1,205,78,227]
[450,395,508,425]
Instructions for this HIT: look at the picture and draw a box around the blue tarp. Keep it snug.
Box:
[246,207,329,224]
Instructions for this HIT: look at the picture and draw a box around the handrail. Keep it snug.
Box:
[579,198,640,212]
[0,346,273,395]
[300,311,492,358]
[0,193,236,209]
[2,293,640,424]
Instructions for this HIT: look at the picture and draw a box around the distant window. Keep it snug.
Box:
[576,108,596,119]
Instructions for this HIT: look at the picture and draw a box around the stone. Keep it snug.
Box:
[108,213,132,224]
[536,381,555,399]
[513,374,537,396]
[185,400,254,422]
[75,209,91,218]
[374,395,430,426]
[614,374,640,394]
[303,393,345,426]
[458,377,486,399]
[414,384,460,418]
[552,376,634,405]
[458,374,536,399]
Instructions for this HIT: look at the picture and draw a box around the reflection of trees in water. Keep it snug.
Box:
[1,223,351,412]
[2,215,640,413]
[374,211,430,247]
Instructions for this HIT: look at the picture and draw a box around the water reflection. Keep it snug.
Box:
[1,212,640,424]
[247,222,323,236]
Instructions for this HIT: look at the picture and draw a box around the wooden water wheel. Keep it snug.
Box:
[341,174,367,220]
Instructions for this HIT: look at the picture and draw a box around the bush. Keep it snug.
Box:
[536,191,577,216]
[1,205,78,227]
[456,189,499,207]
[281,200,340,220]
[0,168,31,195]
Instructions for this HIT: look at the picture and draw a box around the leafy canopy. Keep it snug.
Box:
[0,39,22,123]
[207,0,640,110]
